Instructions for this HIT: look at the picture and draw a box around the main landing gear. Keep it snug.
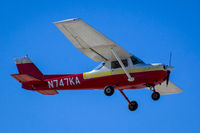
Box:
[119,90,138,111]
[104,86,138,111]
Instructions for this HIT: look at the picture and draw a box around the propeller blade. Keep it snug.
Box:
[169,52,172,66]
[166,70,171,87]
[166,52,172,87]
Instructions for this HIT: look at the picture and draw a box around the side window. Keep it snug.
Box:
[130,56,144,65]
[111,59,128,69]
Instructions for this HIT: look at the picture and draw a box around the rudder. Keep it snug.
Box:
[14,56,43,80]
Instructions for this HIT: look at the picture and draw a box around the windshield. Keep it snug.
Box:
[94,62,105,70]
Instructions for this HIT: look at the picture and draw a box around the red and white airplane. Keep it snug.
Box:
[11,18,182,111]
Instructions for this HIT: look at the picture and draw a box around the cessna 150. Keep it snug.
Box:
[11,18,182,111]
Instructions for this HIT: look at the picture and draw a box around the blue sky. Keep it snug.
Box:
[1,0,200,132]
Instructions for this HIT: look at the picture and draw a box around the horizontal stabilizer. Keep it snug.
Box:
[11,74,43,84]
[37,90,58,95]
[147,81,183,95]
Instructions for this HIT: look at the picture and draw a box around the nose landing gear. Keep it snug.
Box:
[152,91,160,101]
[149,86,160,101]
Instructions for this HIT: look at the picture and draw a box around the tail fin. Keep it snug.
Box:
[14,56,43,80]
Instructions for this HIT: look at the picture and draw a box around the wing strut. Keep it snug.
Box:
[111,49,134,82]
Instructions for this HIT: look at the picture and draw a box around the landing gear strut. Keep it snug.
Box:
[119,89,138,111]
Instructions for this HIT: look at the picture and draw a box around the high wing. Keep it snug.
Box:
[147,81,183,95]
[54,18,141,62]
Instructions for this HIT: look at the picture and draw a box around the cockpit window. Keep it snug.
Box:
[111,59,128,69]
[130,56,145,65]
[94,63,105,70]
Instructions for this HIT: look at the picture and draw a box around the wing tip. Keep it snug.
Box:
[54,18,81,24]
[177,88,183,93]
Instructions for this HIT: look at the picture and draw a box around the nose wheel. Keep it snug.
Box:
[149,86,160,101]
[152,92,160,101]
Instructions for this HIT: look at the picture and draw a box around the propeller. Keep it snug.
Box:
[166,70,171,86]
[166,52,172,87]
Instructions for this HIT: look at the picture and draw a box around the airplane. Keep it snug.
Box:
[11,18,182,111]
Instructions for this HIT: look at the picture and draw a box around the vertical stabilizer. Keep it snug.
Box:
[14,56,43,80]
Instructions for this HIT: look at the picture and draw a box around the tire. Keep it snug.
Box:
[104,86,114,96]
[128,101,138,111]
[151,92,160,101]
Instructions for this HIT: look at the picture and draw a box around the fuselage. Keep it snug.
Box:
[23,63,167,91]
